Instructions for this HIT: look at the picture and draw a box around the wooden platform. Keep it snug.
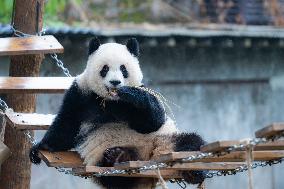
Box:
[38,146,284,178]
[255,123,284,138]
[0,35,64,56]
[201,140,284,152]
[0,77,74,94]
[5,112,55,130]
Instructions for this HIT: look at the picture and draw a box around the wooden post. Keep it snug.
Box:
[0,0,44,188]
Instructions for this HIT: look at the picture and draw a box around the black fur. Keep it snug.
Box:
[173,133,205,152]
[88,37,101,55]
[100,65,109,78]
[126,38,139,57]
[173,133,207,185]
[120,65,128,78]
[96,147,141,189]
[29,82,165,163]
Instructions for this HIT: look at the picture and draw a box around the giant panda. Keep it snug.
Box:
[30,37,206,189]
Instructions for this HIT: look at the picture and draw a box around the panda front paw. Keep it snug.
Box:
[117,86,146,105]
[100,147,139,167]
[182,170,207,185]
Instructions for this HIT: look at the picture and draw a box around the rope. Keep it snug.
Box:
[246,144,254,189]
[155,168,169,189]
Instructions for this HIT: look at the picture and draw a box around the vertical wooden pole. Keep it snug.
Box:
[0,0,44,188]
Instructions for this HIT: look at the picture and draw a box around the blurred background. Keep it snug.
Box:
[0,0,284,188]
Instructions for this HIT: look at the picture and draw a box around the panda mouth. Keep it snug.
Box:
[105,86,118,97]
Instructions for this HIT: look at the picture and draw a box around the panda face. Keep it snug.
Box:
[80,39,143,100]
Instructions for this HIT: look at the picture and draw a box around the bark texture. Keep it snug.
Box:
[0,0,44,188]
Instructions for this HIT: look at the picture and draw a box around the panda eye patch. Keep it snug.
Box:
[100,65,109,78]
[120,65,128,78]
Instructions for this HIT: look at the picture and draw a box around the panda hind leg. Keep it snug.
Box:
[173,132,207,185]
[95,147,156,189]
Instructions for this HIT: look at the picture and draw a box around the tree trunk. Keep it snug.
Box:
[0,0,44,188]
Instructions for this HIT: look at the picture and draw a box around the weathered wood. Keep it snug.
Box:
[0,35,63,56]
[39,150,83,168]
[5,112,54,130]
[0,77,73,94]
[0,141,10,165]
[0,1,45,188]
[255,123,284,138]
[73,166,182,179]
[201,140,284,152]
[157,151,284,163]
[115,161,245,171]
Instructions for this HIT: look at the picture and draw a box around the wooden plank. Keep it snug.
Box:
[165,162,245,171]
[0,77,74,94]
[255,123,284,138]
[5,112,54,130]
[73,166,182,179]
[157,151,284,163]
[115,161,245,171]
[38,151,83,168]
[0,35,63,56]
[201,140,284,152]
[0,141,11,165]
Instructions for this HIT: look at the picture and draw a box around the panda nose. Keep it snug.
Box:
[110,80,121,87]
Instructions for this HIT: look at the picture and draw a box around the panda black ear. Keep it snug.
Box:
[88,37,101,55]
[126,38,139,57]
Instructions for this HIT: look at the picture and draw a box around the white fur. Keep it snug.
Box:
[76,119,178,166]
[77,43,143,99]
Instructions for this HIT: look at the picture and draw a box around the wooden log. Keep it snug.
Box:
[5,112,54,130]
[0,141,10,165]
[201,140,284,152]
[0,35,63,56]
[255,123,284,138]
[0,1,45,188]
[0,77,73,94]
[157,151,284,163]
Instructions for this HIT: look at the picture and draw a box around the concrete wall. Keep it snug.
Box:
[0,37,283,189]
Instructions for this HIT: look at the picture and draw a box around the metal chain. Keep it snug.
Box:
[205,158,283,178]
[10,26,71,78]
[0,97,8,111]
[10,26,45,37]
[49,53,72,77]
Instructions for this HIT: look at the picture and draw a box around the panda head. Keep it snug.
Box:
[79,37,143,100]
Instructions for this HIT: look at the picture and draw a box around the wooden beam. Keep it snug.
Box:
[255,123,284,138]
[115,161,245,171]
[0,77,74,94]
[0,35,63,56]
[39,150,83,168]
[5,112,54,130]
[201,140,284,152]
[73,166,182,179]
[157,151,284,163]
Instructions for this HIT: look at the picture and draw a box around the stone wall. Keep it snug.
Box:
[0,37,283,189]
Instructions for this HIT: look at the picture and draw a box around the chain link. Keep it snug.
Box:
[10,26,71,78]
[0,97,8,111]
[50,53,72,77]
[11,26,45,37]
